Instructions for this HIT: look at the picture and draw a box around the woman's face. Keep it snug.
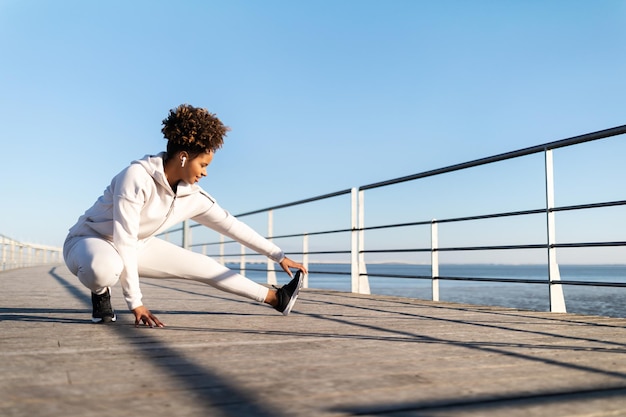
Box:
[184,151,214,184]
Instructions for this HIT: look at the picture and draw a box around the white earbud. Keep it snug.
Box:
[181,157,187,167]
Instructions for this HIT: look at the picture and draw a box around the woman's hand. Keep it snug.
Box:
[132,305,165,328]
[279,256,307,277]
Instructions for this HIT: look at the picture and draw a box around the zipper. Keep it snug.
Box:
[150,195,177,236]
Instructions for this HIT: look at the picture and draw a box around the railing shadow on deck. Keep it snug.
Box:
[332,385,626,416]
[141,278,626,416]
[43,265,626,416]
[137,279,626,378]
[47,267,289,417]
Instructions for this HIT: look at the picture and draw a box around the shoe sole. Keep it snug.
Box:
[92,287,116,323]
[282,272,304,316]
[92,314,117,323]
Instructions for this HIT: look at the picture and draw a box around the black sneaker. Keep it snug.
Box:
[91,288,116,323]
[274,271,304,316]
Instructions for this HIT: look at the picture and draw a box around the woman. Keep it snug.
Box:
[63,104,307,327]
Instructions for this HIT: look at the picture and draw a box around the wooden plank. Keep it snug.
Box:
[1,265,626,417]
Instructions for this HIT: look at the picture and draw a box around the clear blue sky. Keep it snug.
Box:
[1,0,625,263]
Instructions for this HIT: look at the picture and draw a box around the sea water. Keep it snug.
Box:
[230,263,626,319]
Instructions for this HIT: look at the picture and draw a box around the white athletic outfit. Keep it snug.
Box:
[63,153,284,310]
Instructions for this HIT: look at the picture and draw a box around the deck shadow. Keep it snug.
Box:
[48,267,287,417]
[333,385,626,416]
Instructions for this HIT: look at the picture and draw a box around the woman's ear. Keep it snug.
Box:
[179,151,189,167]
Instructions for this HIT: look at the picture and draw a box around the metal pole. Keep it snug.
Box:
[1,236,5,271]
[431,219,440,301]
[267,209,277,286]
[219,234,225,265]
[351,188,359,293]
[302,234,309,288]
[545,149,566,313]
[357,189,370,294]
[182,220,190,250]
[240,244,246,276]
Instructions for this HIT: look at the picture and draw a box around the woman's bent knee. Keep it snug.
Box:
[77,256,123,291]
[65,237,123,291]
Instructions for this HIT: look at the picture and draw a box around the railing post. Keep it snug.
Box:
[351,188,370,294]
[545,149,566,313]
[302,234,309,288]
[431,219,440,301]
[357,189,370,294]
[219,235,225,265]
[18,243,22,268]
[267,209,277,286]
[240,244,246,276]
[351,188,359,293]
[182,220,190,250]
[1,236,6,271]
[9,240,16,268]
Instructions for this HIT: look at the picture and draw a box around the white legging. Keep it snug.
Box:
[63,236,269,304]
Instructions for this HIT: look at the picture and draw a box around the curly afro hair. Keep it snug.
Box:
[161,104,230,157]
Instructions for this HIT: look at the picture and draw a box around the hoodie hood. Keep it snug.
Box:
[133,152,199,197]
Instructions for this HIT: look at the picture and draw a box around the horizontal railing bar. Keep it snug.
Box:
[360,208,544,233]
[437,276,547,284]
[558,280,626,288]
[362,241,626,255]
[164,226,185,233]
[551,200,626,212]
[361,273,433,280]
[288,250,352,255]
[437,244,547,251]
[362,220,433,231]
[361,200,626,232]
[188,228,353,248]
[150,125,626,315]
[361,248,433,254]
[553,241,626,248]
[176,125,626,226]
[359,124,626,191]
[264,228,353,240]
[434,209,546,224]
[362,244,546,254]
[241,267,275,273]
[234,189,353,218]
[192,239,626,256]
[218,266,624,286]
[308,270,352,276]
[178,198,626,249]
[234,266,353,276]
[203,250,352,258]
[213,253,262,257]
[363,273,547,284]
[363,273,626,288]
[186,199,626,236]
[273,228,353,239]
[230,270,624,288]
[190,242,221,248]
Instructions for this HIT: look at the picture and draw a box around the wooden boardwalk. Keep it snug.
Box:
[2,265,626,417]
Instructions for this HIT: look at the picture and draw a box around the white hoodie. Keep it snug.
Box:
[67,153,284,309]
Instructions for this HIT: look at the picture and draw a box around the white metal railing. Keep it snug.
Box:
[0,234,63,271]
[160,124,626,313]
